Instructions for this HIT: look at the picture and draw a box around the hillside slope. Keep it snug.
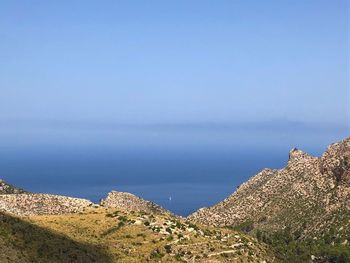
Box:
[0,207,272,263]
[0,183,271,262]
[0,212,111,263]
[189,136,350,242]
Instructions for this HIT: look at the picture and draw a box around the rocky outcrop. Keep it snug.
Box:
[0,180,26,194]
[100,190,170,215]
[189,136,350,241]
[319,137,350,185]
[0,194,93,216]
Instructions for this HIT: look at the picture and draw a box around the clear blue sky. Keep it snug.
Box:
[0,1,349,146]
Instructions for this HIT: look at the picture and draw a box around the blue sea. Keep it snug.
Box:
[0,123,347,216]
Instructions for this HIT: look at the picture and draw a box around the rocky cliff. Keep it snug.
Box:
[188,136,350,242]
[100,190,170,215]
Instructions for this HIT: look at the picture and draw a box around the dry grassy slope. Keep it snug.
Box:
[0,189,272,262]
[0,212,111,263]
[188,136,350,241]
[21,207,272,263]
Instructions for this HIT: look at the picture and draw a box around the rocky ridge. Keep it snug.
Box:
[0,193,93,216]
[0,186,171,217]
[188,136,350,241]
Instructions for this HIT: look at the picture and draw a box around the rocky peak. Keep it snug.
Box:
[319,136,350,185]
[100,190,171,215]
[288,148,313,163]
[0,180,26,194]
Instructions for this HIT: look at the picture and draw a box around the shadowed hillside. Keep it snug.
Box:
[0,212,112,263]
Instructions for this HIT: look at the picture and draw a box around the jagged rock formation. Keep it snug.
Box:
[0,179,26,194]
[100,190,170,215]
[189,136,350,241]
[0,194,92,216]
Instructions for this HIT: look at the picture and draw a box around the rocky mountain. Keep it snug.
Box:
[0,179,26,194]
[100,190,171,215]
[188,136,350,243]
